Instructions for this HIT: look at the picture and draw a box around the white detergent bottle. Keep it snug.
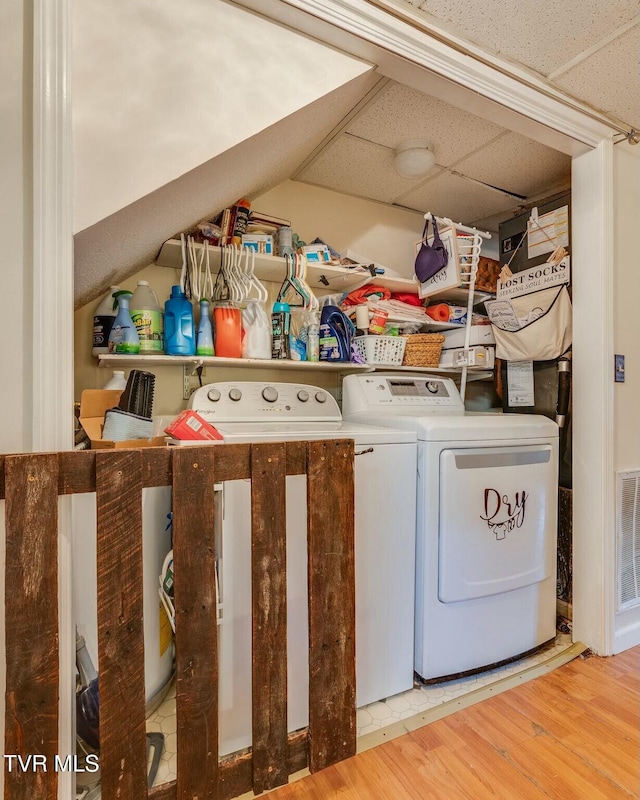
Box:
[130,280,164,354]
[103,370,127,390]
[92,285,120,356]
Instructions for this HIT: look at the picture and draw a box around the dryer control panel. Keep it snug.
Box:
[342,374,465,416]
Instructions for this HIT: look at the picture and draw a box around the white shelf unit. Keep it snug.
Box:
[98,354,373,372]
[156,239,375,294]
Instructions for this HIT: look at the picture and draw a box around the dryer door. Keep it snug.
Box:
[438,444,557,603]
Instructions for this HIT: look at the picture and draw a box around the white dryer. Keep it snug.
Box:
[342,373,559,682]
[188,381,417,755]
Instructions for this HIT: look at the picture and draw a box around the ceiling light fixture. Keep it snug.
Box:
[394,139,436,179]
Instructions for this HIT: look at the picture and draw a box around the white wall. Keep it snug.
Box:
[73,0,370,233]
[613,141,640,652]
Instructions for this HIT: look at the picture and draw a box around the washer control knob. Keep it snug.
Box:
[262,386,278,403]
[426,381,439,394]
[207,388,221,402]
[228,388,242,402]
[297,390,310,403]
[315,391,327,403]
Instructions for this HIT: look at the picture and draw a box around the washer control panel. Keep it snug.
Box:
[342,374,465,415]
[189,382,341,422]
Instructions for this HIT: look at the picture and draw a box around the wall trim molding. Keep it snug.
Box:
[33,0,74,793]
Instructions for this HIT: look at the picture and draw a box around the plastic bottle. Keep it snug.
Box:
[130,280,164,354]
[104,370,127,390]
[271,302,291,359]
[92,285,120,356]
[108,291,140,354]
[196,299,214,357]
[231,198,251,246]
[306,313,320,362]
[164,285,195,356]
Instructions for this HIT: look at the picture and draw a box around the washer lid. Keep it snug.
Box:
[211,420,416,445]
[345,411,558,441]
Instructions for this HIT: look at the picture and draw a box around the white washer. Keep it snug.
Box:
[188,381,417,756]
[342,373,559,682]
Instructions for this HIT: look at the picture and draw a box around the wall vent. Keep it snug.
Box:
[618,471,640,610]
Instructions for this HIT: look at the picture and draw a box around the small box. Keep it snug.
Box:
[438,346,495,369]
[241,234,274,254]
[302,244,331,263]
[442,324,495,349]
[164,410,224,442]
[79,390,166,449]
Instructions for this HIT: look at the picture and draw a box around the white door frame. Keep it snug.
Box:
[34,4,617,786]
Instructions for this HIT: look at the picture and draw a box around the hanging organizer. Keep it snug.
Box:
[422,213,491,401]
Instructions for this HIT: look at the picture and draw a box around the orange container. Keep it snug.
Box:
[214,304,242,358]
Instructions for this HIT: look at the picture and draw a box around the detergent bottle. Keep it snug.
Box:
[92,285,120,356]
[108,291,140,354]
[196,299,215,356]
[164,286,195,356]
[130,280,164,354]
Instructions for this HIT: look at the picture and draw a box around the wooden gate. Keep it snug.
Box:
[2,440,356,800]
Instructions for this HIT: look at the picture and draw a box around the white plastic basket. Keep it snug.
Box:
[354,335,407,366]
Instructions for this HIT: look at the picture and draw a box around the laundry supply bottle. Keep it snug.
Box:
[164,285,195,356]
[196,299,214,356]
[103,370,127,390]
[130,280,164,354]
[108,291,140,354]
[271,302,291,359]
[92,285,120,356]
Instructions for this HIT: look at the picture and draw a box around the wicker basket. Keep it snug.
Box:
[401,333,445,367]
[475,256,500,293]
[353,335,406,366]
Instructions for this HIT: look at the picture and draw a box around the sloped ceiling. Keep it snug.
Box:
[73,71,379,309]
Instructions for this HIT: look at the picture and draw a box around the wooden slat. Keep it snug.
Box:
[148,729,309,800]
[96,450,148,800]
[172,446,219,800]
[306,439,356,773]
[4,454,59,800]
[251,442,289,793]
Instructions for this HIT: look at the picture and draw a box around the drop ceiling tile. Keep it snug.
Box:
[453,133,571,198]
[347,82,505,166]
[297,134,439,202]
[416,0,640,76]
[553,26,640,131]
[396,171,518,224]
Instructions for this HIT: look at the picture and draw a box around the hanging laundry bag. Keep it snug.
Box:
[489,284,572,362]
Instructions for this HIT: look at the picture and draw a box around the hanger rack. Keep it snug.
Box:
[423,212,491,401]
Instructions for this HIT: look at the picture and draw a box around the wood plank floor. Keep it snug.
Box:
[270,647,640,800]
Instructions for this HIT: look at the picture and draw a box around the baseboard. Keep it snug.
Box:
[613,617,640,654]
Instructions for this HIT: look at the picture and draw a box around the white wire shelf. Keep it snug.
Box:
[97,354,374,372]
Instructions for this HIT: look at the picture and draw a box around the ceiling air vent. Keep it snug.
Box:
[618,471,640,610]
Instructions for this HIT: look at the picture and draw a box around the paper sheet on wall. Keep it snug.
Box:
[507,361,535,406]
[527,206,569,259]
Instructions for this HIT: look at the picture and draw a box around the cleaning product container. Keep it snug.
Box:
[196,299,215,356]
[214,303,242,358]
[103,370,127,390]
[130,280,164,354]
[164,285,195,356]
[92,285,120,356]
[271,302,291,359]
[108,291,140,354]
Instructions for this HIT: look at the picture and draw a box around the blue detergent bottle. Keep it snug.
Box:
[164,286,195,356]
[108,291,140,354]
[196,299,214,356]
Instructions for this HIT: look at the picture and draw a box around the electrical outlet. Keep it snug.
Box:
[183,366,192,399]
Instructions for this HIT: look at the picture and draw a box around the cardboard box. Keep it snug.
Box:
[442,324,495,349]
[164,410,224,442]
[79,389,166,449]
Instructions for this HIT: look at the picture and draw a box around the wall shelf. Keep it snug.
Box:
[156,239,376,294]
[98,354,374,372]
